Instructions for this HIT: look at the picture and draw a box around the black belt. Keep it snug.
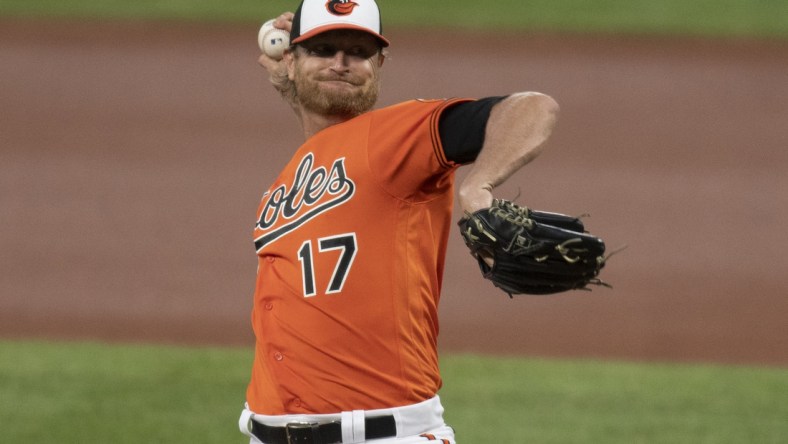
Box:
[251,415,396,444]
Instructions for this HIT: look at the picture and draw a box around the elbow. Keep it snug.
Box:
[496,92,560,148]
[539,93,560,125]
[512,91,560,129]
[499,93,560,156]
[538,94,560,139]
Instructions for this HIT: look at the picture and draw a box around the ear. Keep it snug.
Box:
[284,48,297,81]
[377,53,386,67]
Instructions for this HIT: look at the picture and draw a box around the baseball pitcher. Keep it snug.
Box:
[239,1,607,443]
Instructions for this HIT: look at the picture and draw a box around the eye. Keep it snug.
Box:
[306,44,337,58]
[346,46,376,59]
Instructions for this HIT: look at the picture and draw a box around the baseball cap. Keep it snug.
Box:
[290,0,390,47]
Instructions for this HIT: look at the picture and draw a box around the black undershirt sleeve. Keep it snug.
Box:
[438,96,508,165]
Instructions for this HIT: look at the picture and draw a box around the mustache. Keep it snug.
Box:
[315,73,365,85]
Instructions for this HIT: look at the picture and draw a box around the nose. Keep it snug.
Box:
[328,50,350,71]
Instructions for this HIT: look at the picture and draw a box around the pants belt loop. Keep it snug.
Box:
[238,406,255,439]
[340,411,353,443]
[352,410,365,442]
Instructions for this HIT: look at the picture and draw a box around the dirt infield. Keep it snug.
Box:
[2,19,787,366]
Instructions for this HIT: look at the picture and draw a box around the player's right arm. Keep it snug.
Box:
[258,12,300,113]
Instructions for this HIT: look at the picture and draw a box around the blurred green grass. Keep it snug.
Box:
[0,0,787,38]
[2,340,787,443]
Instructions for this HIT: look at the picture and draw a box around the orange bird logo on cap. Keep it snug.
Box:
[326,0,358,16]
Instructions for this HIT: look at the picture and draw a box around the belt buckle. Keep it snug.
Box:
[285,421,320,444]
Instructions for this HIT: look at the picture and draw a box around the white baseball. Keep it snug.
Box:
[257,19,275,51]
[260,28,290,60]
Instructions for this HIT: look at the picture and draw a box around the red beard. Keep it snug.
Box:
[294,69,380,117]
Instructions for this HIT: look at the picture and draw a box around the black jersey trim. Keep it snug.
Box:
[439,96,508,165]
[429,98,475,169]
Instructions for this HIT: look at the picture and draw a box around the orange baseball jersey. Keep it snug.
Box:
[247,98,472,415]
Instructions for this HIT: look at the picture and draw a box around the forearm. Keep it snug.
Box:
[458,92,559,213]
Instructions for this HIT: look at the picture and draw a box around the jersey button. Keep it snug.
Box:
[293,398,302,408]
[266,256,275,263]
[273,352,284,361]
[264,302,273,311]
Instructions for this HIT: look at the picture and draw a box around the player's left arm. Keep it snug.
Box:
[457,92,560,214]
